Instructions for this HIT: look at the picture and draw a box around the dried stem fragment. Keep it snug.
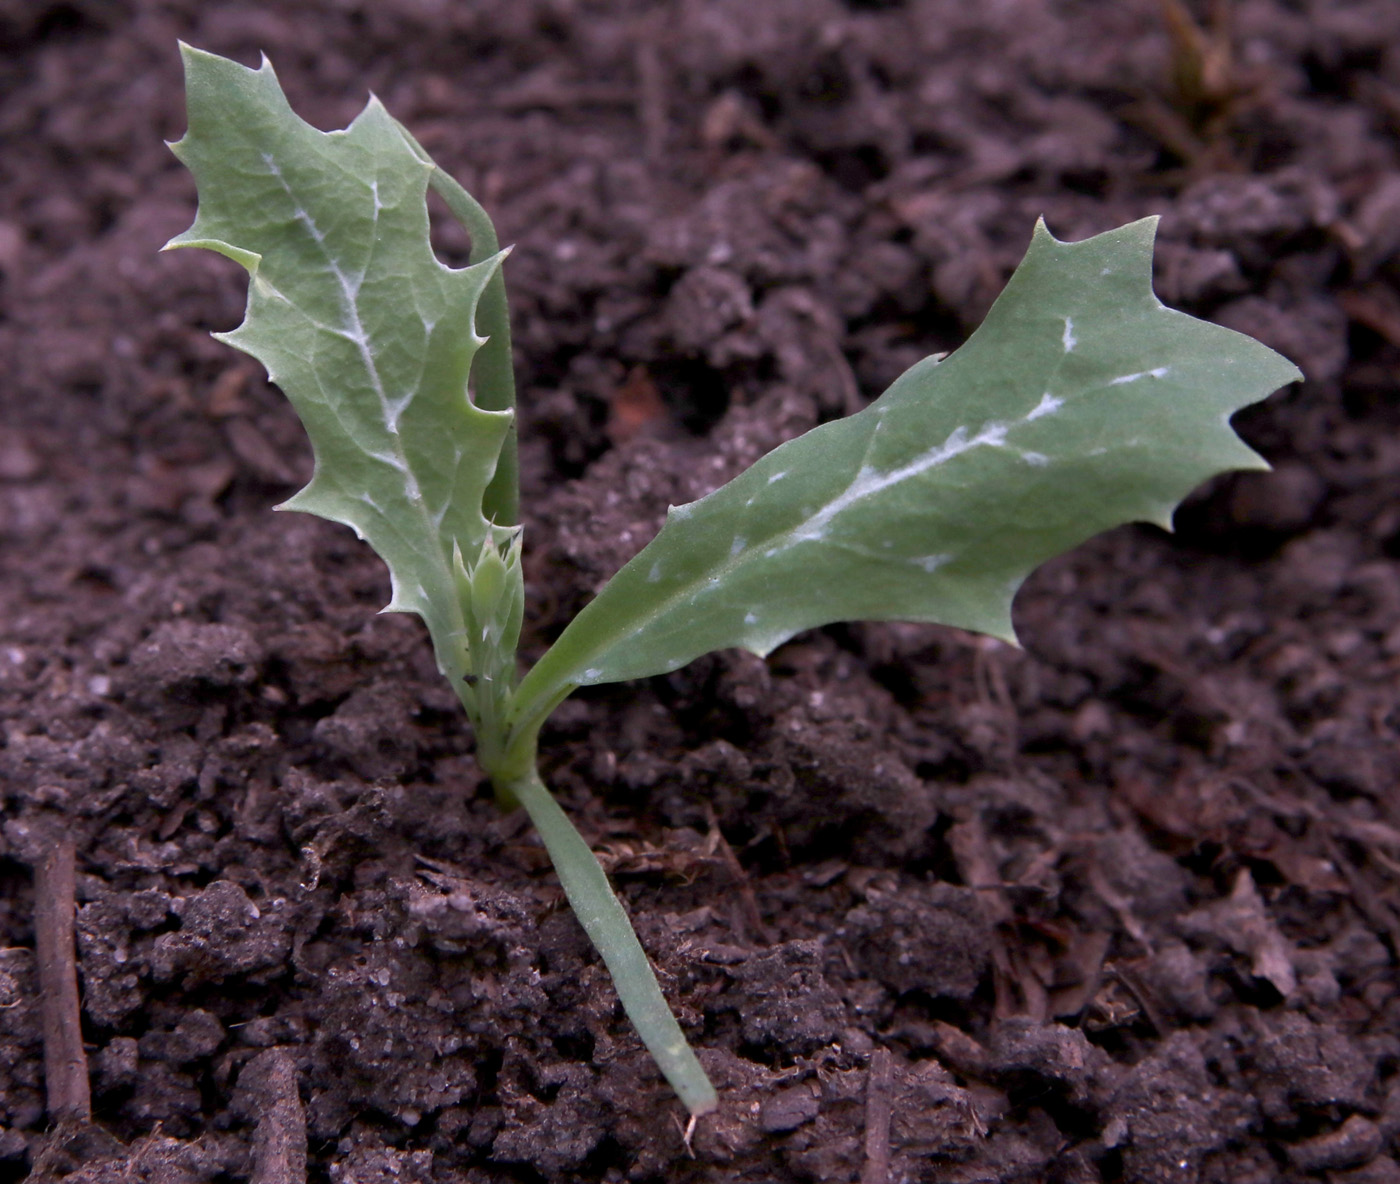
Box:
[33,835,90,1124]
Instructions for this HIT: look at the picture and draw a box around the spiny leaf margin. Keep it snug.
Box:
[164,44,512,683]
[514,216,1302,716]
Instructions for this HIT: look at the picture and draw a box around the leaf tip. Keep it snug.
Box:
[168,236,262,272]
[177,40,248,81]
[986,611,1022,651]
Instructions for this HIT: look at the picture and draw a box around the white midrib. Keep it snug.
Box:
[265,154,463,622]
[525,320,1178,702]
[786,419,1009,546]
[266,156,402,436]
[558,411,1022,684]
[556,352,1121,688]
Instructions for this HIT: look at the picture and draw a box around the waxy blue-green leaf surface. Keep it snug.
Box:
[514,218,1301,716]
[165,45,511,683]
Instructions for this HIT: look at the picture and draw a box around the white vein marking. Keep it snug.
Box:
[262,154,406,440]
[647,561,663,583]
[744,612,758,625]
[1109,366,1170,386]
[588,343,1109,669]
[367,449,408,472]
[428,444,465,530]
[1062,317,1077,352]
[259,152,470,635]
[791,420,1008,544]
[729,536,746,557]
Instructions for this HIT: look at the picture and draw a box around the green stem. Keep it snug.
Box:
[501,766,718,1116]
[396,119,713,1114]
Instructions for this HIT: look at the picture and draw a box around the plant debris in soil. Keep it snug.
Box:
[2,0,1399,1180]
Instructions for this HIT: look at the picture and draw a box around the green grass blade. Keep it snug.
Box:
[505,769,718,1115]
[513,217,1301,720]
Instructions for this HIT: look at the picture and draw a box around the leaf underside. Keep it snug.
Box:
[515,217,1301,712]
[165,45,510,683]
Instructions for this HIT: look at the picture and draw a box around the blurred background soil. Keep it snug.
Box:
[1,0,1399,1179]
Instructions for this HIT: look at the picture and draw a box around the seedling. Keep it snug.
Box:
[166,46,1300,1115]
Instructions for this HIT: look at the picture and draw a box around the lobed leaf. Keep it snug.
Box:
[513,217,1301,716]
[165,45,511,684]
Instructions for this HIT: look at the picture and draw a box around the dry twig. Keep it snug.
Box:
[860,1047,895,1184]
[243,1047,308,1184]
[33,835,90,1124]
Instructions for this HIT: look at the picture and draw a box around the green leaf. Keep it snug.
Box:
[164,45,512,684]
[513,217,1300,715]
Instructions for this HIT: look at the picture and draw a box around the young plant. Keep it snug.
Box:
[166,46,1301,1116]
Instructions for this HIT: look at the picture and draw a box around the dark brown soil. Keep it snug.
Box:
[3,0,1399,1179]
